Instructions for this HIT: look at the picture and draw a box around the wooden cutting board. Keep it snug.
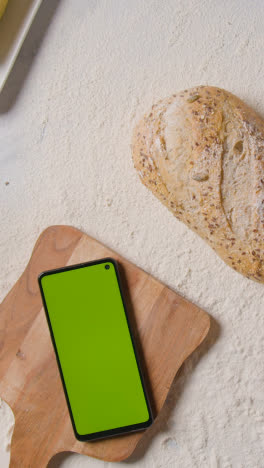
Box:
[0,226,210,467]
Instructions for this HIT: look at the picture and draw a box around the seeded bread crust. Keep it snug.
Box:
[132,86,264,282]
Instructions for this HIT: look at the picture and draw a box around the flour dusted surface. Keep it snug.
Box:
[1,0,264,467]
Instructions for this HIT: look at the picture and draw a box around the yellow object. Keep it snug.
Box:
[0,0,8,20]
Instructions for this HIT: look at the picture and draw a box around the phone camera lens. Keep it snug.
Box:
[105,264,110,270]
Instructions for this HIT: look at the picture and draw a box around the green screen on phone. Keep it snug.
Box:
[39,258,152,441]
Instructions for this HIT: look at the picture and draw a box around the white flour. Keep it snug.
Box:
[1,0,264,466]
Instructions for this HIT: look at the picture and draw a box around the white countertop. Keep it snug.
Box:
[1,0,264,467]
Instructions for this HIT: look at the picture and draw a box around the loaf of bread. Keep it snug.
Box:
[132,86,264,282]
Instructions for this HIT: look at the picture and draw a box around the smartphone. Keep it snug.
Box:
[38,257,152,441]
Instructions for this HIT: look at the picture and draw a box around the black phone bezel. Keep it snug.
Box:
[38,257,153,442]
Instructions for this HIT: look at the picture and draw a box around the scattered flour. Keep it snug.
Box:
[1,0,264,467]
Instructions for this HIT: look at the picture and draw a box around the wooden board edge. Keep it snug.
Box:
[0,225,82,308]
